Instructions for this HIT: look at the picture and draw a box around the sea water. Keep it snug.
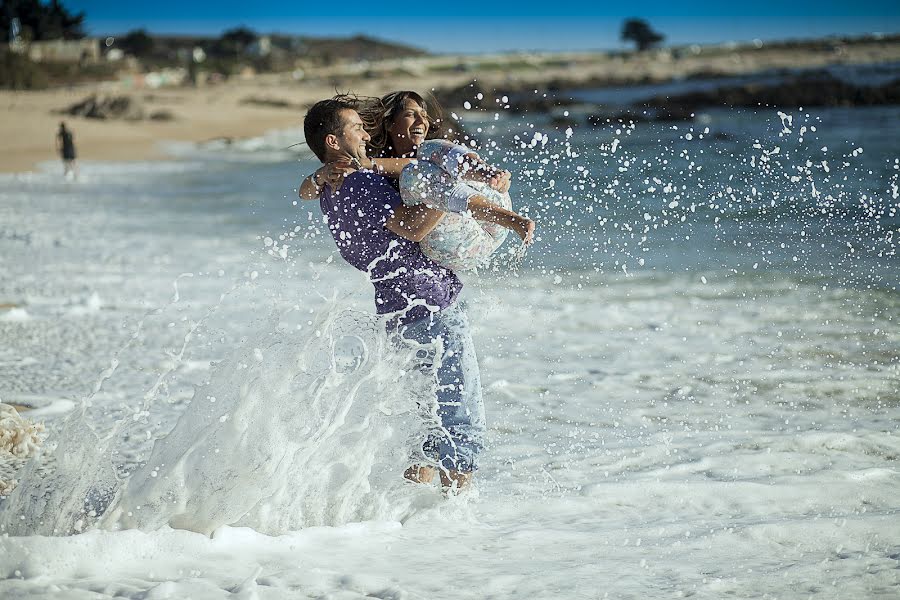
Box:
[0,93,898,598]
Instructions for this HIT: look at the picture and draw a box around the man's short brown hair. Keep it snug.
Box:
[303,95,360,162]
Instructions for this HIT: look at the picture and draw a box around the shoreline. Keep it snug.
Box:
[3,38,900,174]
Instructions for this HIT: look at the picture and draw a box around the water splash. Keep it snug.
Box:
[98,304,438,536]
[2,274,448,537]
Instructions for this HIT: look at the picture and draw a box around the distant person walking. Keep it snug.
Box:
[56,122,77,179]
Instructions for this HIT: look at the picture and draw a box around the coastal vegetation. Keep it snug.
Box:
[0,28,425,89]
[1,0,425,89]
[1,0,85,42]
[0,47,117,89]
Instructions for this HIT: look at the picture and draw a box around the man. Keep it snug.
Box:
[302,95,483,491]
[56,122,77,179]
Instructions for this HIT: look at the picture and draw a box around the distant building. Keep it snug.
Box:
[247,36,271,57]
[9,38,101,63]
[9,18,23,49]
[9,38,100,63]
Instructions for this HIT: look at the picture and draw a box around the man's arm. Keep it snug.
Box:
[385,203,446,242]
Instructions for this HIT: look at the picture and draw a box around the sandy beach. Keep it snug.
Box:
[3,36,899,173]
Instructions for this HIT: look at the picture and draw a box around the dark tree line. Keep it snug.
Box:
[216,27,258,54]
[1,0,85,42]
[118,28,154,57]
[115,26,259,60]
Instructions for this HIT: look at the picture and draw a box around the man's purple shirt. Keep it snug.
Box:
[319,170,462,325]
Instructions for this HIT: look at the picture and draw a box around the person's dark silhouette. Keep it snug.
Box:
[56,122,78,179]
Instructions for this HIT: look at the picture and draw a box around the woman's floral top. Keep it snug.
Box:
[400,140,511,272]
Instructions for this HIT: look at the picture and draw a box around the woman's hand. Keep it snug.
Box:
[299,160,358,200]
[513,216,535,245]
[318,159,355,192]
[460,155,512,193]
[487,169,511,193]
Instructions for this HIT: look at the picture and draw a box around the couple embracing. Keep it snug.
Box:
[300,91,534,493]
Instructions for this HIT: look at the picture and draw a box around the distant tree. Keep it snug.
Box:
[1,0,85,42]
[621,18,665,52]
[221,26,257,48]
[210,26,257,58]
[119,28,154,57]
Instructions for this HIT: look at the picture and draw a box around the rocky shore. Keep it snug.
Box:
[643,72,900,111]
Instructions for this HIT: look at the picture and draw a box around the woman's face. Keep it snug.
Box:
[387,98,429,156]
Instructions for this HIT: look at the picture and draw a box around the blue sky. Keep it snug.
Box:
[68,1,900,53]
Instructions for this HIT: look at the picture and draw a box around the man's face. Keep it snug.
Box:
[332,109,370,163]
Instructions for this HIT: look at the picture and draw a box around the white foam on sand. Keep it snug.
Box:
[0,308,30,322]
[0,404,44,496]
[161,126,310,164]
[2,271,897,599]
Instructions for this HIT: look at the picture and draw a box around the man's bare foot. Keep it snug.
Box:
[440,469,473,494]
[404,465,436,484]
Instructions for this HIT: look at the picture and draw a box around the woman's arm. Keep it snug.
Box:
[298,160,356,200]
[418,139,511,193]
[299,158,415,200]
[298,169,326,200]
[466,195,535,244]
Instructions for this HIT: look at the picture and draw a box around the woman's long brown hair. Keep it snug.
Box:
[358,90,453,159]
